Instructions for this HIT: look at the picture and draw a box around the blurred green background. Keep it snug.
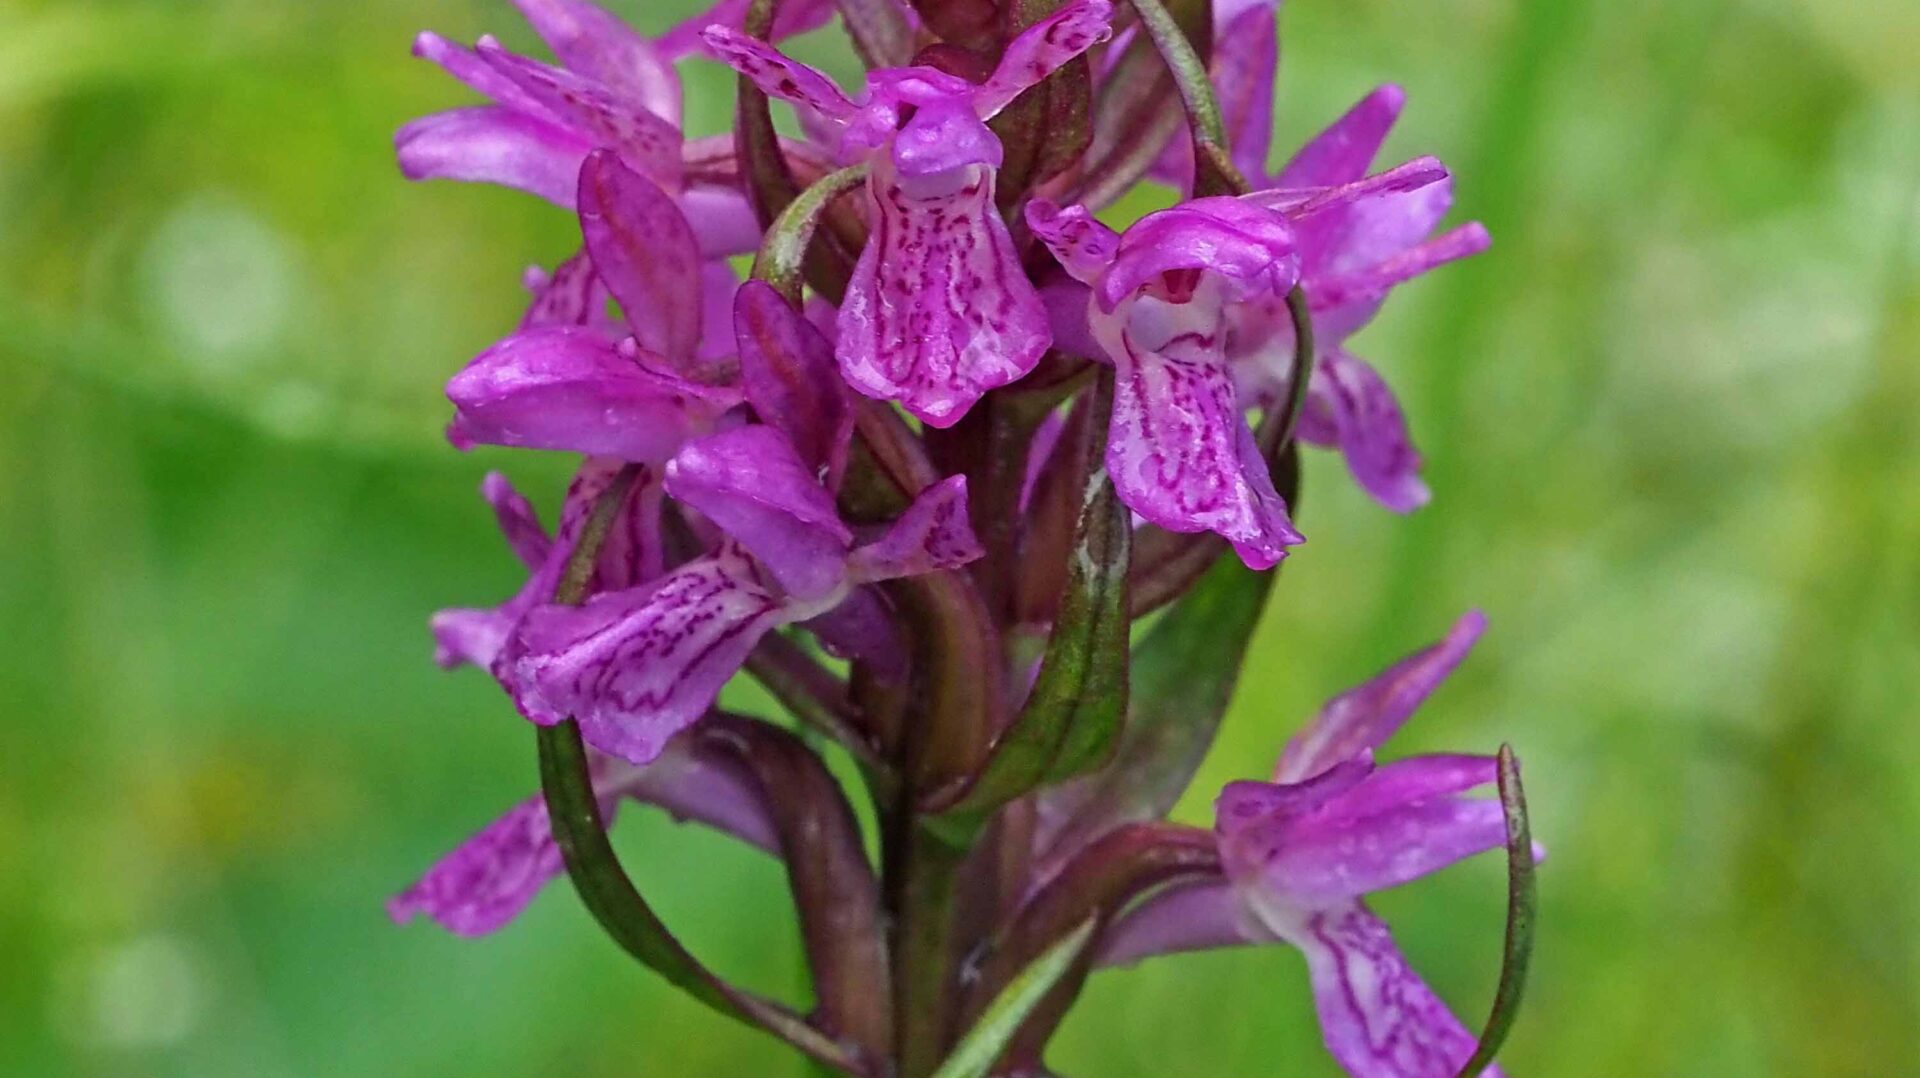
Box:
[2,0,1916,1074]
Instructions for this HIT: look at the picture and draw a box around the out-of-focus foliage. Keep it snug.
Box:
[1,0,1915,1074]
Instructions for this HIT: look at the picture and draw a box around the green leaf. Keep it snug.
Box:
[927,919,1099,1078]
[1042,547,1277,855]
[1454,744,1539,1077]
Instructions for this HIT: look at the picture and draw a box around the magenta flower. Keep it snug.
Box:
[700,0,1113,426]
[1028,195,1306,568]
[1099,613,1529,1077]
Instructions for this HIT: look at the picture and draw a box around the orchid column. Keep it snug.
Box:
[389,1,1537,1076]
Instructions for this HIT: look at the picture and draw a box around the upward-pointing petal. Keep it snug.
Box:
[395,106,593,207]
[1274,84,1406,189]
[510,0,682,124]
[1279,611,1488,781]
[974,0,1114,117]
[700,27,861,126]
[577,150,703,365]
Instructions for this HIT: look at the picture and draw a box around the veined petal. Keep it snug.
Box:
[411,32,549,116]
[974,0,1114,117]
[846,475,984,582]
[577,150,702,364]
[387,741,778,937]
[1027,199,1121,286]
[838,157,1051,427]
[1274,84,1405,190]
[395,106,592,207]
[734,280,854,482]
[519,249,612,330]
[587,466,667,593]
[445,326,717,461]
[477,42,683,188]
[504,546,797,764]
[1279,611,1488,781]
[700,27,861,126]
[1315,754,1499,826]
[1099,295,1302,569]
[481,471,551,569]
[665,427,852,601]
[657,0,838,58]
[1247,156,1450,217]
[1262,902,1501,1078]
[510,0,682,124]
[1299,349,1429,514]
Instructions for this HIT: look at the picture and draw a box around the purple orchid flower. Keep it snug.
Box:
[700,0,1114,427]
[1097,611,1530,1077]
[497,285,984,765]
[1027,195,1306,568]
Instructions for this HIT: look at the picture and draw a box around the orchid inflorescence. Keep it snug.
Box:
[388,0,1538,1074]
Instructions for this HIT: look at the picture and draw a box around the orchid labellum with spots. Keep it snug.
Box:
[391,0,1536,1075]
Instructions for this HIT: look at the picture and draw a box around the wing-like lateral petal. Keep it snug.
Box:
[700,27,861,126]
[1297,349,1429,514]
[734,280,855,482]
[1027,199,1122,287]
[510,0,683,124]
[974,0,1114,117]
[1279,611,1488,781]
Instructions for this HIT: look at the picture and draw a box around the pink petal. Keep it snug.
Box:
[1218,5,1279,180]
[1311,222,1491,317]
[504,546,796,764]
[837,157,1052,427]
[680,183,766,258]
[1215,755,1375,839]
[477,42,683,188]
[395,106,593,207]
[974,0,1115,117]
[1279,611,1488,781]
[1274,84,1406,189]
[1299,349,1429,514]
[410,32,549,116]
[734,280,854,482]
[509,0,682,124]
[1027,199,1122,286]
[576,150,703,364]
[1095,879,1251,968]
[387,742,778,937]
[431,606,523,671]
[445,326,721,462]
[665,427,853,602]
[699,27,860,126]
[1100,300,1302,569]
[846,475,985,582]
